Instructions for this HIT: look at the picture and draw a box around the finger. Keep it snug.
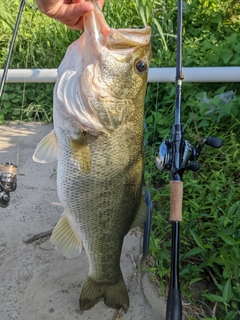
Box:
[60,16,84,30]
[40,1,104,30]
[65,1,104,30]
[71,0,84,3]
[55,3,93,30]
[44,2,93,18]
[71,0,104,10]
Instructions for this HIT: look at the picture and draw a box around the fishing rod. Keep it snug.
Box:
[155,0,222,319]
[0,0,26,207]
[0,0,25,97]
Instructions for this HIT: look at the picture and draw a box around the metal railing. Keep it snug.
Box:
[1,67,240,83]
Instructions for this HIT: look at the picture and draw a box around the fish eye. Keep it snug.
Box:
[135,60,148,74]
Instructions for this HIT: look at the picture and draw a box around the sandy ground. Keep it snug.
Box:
[0,122,167,320]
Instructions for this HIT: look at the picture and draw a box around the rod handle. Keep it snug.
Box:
[166,288,182,320]
[170,181,183,222]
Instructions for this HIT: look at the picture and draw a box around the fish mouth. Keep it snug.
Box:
[84,0,151,55]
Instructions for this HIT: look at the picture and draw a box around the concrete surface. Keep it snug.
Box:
[0,122,166,320]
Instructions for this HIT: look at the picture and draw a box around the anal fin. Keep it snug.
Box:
[51,212,82,259]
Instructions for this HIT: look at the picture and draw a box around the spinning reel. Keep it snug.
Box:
[0,163,18,208]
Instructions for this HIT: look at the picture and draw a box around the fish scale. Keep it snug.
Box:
[33,0,151,313]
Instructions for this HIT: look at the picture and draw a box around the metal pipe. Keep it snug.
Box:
[149,67,240,83]
[0,67,240,83]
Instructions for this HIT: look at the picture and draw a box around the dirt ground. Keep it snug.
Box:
[0,122,167,320]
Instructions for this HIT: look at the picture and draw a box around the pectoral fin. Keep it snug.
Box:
[51,212,82,259]
[33,130,58,163]
[130,198,148,229]
[70,133,91,174]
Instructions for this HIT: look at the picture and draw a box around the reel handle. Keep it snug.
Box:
[205,137,222,148]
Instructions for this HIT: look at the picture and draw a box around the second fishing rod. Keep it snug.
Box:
[0,0,26,208]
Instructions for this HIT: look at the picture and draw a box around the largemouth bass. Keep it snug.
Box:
[33,0,151,312]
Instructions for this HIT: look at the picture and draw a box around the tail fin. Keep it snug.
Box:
[79,275,129,312]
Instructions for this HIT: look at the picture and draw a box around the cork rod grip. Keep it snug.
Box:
[170,181,183,221]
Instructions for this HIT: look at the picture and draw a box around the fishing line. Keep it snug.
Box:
[142,1,163,260]
[144,0,164,181]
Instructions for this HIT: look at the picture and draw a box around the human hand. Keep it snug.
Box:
[36,0,105,30]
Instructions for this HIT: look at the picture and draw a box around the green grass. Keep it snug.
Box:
[1,0,240,318]
[144,85,240,318]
